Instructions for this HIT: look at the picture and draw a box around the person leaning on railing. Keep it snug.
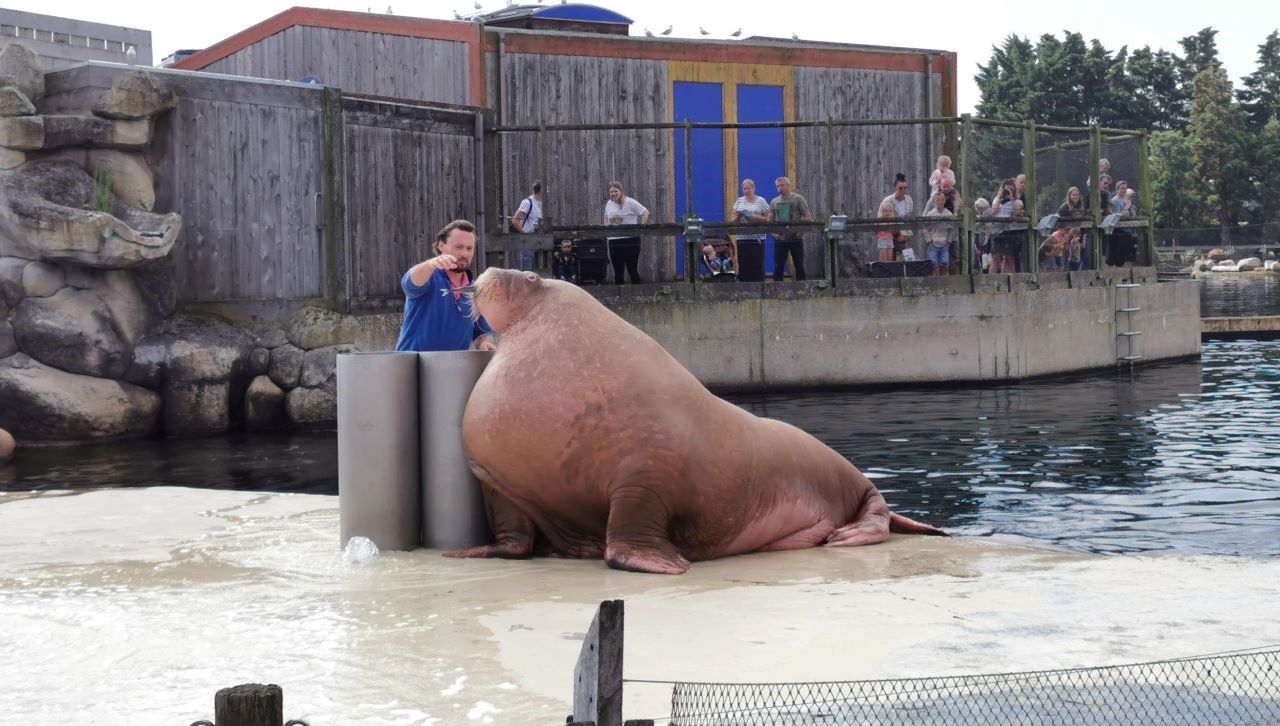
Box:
[603,181,649,285]
[1057,186,1090,269]
[1105,180,1138,268]
[921,191,955,276]
[732,178,770,282]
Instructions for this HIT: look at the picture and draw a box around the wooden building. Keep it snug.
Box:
[174,5,957,281]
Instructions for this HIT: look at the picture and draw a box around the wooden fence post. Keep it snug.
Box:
[214,683,283,726]
[320,86,348,313]
[571,599,624,726]
[1089,125,1102,270]
[959,114,973,276]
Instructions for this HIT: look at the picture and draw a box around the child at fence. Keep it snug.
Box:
[928,155,956,201]
[875,200,898,262]
[552,239,579,284]
[701,241,736,277]
[1039,227,1068,272]
[922,191,954,275]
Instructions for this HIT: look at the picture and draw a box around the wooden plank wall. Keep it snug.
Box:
[343,100,477,304]
[795,68,944,273]
[203,25,471,106]
[42,65,329,304]
[493,52,673,280]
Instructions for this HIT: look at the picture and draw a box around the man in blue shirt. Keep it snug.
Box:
[395,219,497,352]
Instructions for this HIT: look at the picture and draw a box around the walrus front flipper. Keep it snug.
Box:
[443,482,536,559]
[888,512,949,537]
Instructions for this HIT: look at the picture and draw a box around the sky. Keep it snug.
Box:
[20,0,1279,114]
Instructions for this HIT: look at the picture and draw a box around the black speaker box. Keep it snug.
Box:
[868,260,935,278]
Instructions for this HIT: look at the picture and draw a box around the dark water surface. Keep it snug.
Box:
[4,341,1279,558]
[1199,274,1280,317]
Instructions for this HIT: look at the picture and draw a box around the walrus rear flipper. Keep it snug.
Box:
[889,512,949,537]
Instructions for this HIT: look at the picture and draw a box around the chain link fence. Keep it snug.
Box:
[654,646,1280,725]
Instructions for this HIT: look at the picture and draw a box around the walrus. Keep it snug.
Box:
[446,268,945,574]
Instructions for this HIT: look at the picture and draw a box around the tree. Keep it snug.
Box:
[1148,130,1199,228]
[1238,30,1280,131]
[1187,68,1249,236]
[1253,117,1280,223]
[1179,27,1222,80]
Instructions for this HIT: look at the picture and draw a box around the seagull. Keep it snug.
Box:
[125,45,136,64]
[386,5,393,13]
[730,28,741,37]
[698,26,710,36]
[791,32,799,39]
[644,28,654,37]
[453,10,463,18]
[474,1,482,8]
[661,25,672,35]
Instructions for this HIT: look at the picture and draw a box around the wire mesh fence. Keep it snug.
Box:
[491,118,1154,281]
[655,645,1280,725]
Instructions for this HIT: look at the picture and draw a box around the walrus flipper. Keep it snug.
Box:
[888,512,949,537]
[443,482,536,559]
[603,482,691,575]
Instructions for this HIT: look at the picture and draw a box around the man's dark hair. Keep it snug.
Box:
[895,173,907,184]
[532,180,543,194]
[436,219,476,244]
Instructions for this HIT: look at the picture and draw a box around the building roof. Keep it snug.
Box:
[478,4,633,26]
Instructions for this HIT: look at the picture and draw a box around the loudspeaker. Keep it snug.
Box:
[868,260,935,278]
[574,238,609,284]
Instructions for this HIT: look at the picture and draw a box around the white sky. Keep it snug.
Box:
[20,0,1277,114]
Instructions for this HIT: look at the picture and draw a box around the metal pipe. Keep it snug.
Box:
[338,352,421,552]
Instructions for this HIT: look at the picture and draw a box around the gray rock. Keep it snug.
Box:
[0,354,160,441]
[0,257,25,306]
[286,306,357,350]
[1237,257,1263,272]
[300,344,352,388]
[0,319,15,358]
[286,386,337,425]
[93,72,177,120]
[21,260,63,297]
[127,257,177,324]
[257,328,288,349]
[0,147,23,168]
[0,115,42,149]
[12,287,135,378]
[0,85,33,116]
[0,42,44,102]
[159,316,255,384]
[162,381,230,438]
[39,115,150,151]
[0,161,180,269]
[249,347,270,376]
[86,150,155,210]
[244,375,286,431]
[123,334,166,389]
[268,344,304,389]
[1267,261,1280,272]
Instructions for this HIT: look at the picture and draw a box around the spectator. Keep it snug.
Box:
[938,177,963,272]
[510,180,544,233]
[551,239,579,283]
[928,155,956,200]
[974,197,993,272]
[768,176,812,281]
[880,173,915,233]
[1064,226,1084,271]
[921,191,954,276]
[702,241,736,277]
[875,200,898,263]
[1106,180,1137,268]
[1058,185,1091,270]
[1014,174,1027,206]
[603,181,649,285]
[732,178,770,282]
[989,182,1021,274]
[1039,226,1070,272]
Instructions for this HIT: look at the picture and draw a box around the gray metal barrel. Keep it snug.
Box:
[337,351,420,551]
[418,350,494,549]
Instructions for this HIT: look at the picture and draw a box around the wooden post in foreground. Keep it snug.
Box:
[214,683,283,726]
[571,600,625,726]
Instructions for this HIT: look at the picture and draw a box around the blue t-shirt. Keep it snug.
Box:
[395,267,493,352]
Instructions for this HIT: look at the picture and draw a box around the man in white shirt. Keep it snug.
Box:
[510,180,544,233]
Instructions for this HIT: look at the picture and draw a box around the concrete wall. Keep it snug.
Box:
[352,271,1202,391]
[0,9,151,70]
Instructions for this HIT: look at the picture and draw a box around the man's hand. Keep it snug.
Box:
[476,336,498,352]
[432,254,460,271]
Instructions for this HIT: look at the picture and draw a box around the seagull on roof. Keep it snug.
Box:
[699,26,710,35]
[730,28,741,37]
[661,25,672,35]
[791,32,799,39]
[644,28,654,37]
[454,10,463,18]
[474,0,482,8]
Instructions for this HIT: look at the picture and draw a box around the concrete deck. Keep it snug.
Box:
[2,488,1277,724]
[1203,316,1280,339]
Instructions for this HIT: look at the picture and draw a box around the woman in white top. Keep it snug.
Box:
[603,181,649,285]
[731,178,770,281]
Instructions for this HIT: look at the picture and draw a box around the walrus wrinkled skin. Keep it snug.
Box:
[446,268,946,574]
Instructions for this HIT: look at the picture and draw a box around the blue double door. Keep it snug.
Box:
[673,82,785,278]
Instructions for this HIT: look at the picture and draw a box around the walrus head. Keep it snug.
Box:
[468,267,546,333]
